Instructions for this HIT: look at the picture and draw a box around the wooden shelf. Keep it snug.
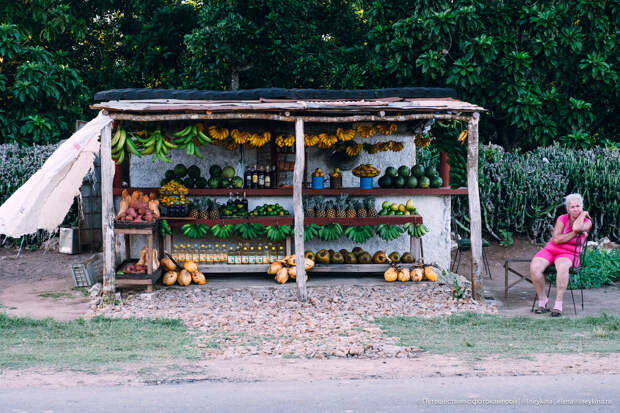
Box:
[163,215,421,227]
[114,187,466,196]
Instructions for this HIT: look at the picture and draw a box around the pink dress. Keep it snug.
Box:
[534,214,590,267]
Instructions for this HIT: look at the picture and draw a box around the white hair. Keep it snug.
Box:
[565,193,583,210]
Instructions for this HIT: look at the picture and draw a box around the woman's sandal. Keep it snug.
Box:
[534,306,549,314]
[551,309,562,317]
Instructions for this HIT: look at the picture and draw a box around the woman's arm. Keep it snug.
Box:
[572,211,592,233]
[551,219,577,245]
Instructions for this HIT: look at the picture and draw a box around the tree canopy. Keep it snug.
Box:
[1,0,617,148]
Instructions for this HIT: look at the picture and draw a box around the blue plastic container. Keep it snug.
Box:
[360,177,373,189]
[312,176,325,189]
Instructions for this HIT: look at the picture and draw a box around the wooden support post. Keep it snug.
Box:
[293,118,307,301]
[466,112,483,301]
[285,236,292,256]
[101,120,116,300]
[439,152,450,188]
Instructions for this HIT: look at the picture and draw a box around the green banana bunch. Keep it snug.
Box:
[265,225,292,241]
[135,129,176,163]
[403,222,429,238]
[174,125,212,160]
[211,224,234,239]
[303,224,321,242]
[318,223,343,241]
[375,224,403,241]
[181,223,209,239]
[111,126,127,164]
[160,219,173,237]
[344,225,374,244]
[234,223,265,240]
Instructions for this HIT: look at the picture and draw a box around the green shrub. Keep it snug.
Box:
[545,248,620,289]
[452,145,619,243]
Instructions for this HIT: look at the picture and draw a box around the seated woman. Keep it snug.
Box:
[530,193,592,317]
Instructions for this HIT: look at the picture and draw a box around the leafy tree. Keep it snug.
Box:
[0,1,89,145]
[361,0,619,149]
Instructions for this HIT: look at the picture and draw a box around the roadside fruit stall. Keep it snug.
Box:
[92,88,485,301]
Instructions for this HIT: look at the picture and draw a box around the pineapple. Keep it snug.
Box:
[326,200,336,219]
[356,200,367,218]
[315,196,326,218]
[199,199,209,219]
[208,199,220,219]
[346,199,356,218]
[336,194,348,218]
[365,196,377,217]
[303,197,315,217]
[189,198,199,219]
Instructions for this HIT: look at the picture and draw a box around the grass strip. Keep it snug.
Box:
[0,314,197,369]
[375,312,620,355]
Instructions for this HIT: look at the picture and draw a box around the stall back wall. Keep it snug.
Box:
[124,130,451,269]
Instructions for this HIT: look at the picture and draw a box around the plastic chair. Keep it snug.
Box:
[451,238,492,279]
[530,233,587,315]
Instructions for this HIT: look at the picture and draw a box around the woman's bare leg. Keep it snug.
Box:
[553,258,572,312]
[530,257,551,304]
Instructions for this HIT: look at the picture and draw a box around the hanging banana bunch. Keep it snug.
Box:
[248,131,271,147]
[174,124,211,159]
[208,126,229,141]
[276,134,295,147]
[355,123,376,138]
[457,130,468,144]
[137,129,177,163]
[317,133,338,149]
[376,123,398,135]
[344,142,363,157]
[414,134,432,148]
[336,128,356,142]
[304,134,319,147]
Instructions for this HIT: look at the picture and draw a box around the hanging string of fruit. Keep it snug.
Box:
[363,140,404,154]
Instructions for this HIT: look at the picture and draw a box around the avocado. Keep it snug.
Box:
[304,251,315,262]
[388,251,401,263]
[358,252,372,264]
[344,252,358,264]
[173,164,187,178]
[316,249,330,264]
[401,252,414,263]
[187,165,201,179]
[331,252,345,264]
[373,251,387,264]
[412,164,425,178]
[378,175,392,188]
[398,165,411,177]
[385,166,398,178]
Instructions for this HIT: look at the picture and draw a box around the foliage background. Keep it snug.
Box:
[1,0,617,148]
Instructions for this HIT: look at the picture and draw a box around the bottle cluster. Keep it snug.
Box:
[244,164,277,189]
[172,242,286,265]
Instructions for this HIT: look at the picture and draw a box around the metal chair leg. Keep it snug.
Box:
[454,249,462,273]
[482,248,492,279]
[570,289,577,315]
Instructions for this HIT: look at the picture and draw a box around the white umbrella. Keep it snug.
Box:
[0,111,113,237]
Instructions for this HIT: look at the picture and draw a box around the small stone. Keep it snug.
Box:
[88,282,102,298]
[348,345,364,356]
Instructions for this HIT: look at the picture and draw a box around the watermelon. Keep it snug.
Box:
[430,176,443,188]
[209,165,222,177]
[393,176,405,188]
[219,178,231,188]
[385,166,398,178]
[164,170,175,180]
[173,164,187,178]
[232,176,244,189]
[425,166,439,178]
[419,176,430,188]
[187,165,201,179]
[196,177,208,188]
[183,177,195,189]
[378,175,392,188]
[398,165,411,177]
[222,166,235,179]
[207,177,219,189]
[412,165,425,178]
[405,176,418,188]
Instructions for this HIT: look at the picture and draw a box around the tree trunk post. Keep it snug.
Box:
[101,119,116,300]
[466,112,484,301]
[293,118,307,301]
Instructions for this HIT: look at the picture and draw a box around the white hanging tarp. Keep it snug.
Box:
[0,111,113,238]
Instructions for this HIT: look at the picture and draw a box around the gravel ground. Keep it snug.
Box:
[90,282,497,359]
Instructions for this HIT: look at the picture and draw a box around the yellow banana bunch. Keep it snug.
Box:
[336,128,355,142]
[457,130,468,144]
[304,134,319,147]
[317,133,338,149]
[247,131,271,147]
[224,140,239,151]
[276,134,295,147]
[345,143,363,157]
[231,129,250,144]
[208,126,229,140]
[355,124,376,138]
[415,134,432,148]
[376,123,398,135]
